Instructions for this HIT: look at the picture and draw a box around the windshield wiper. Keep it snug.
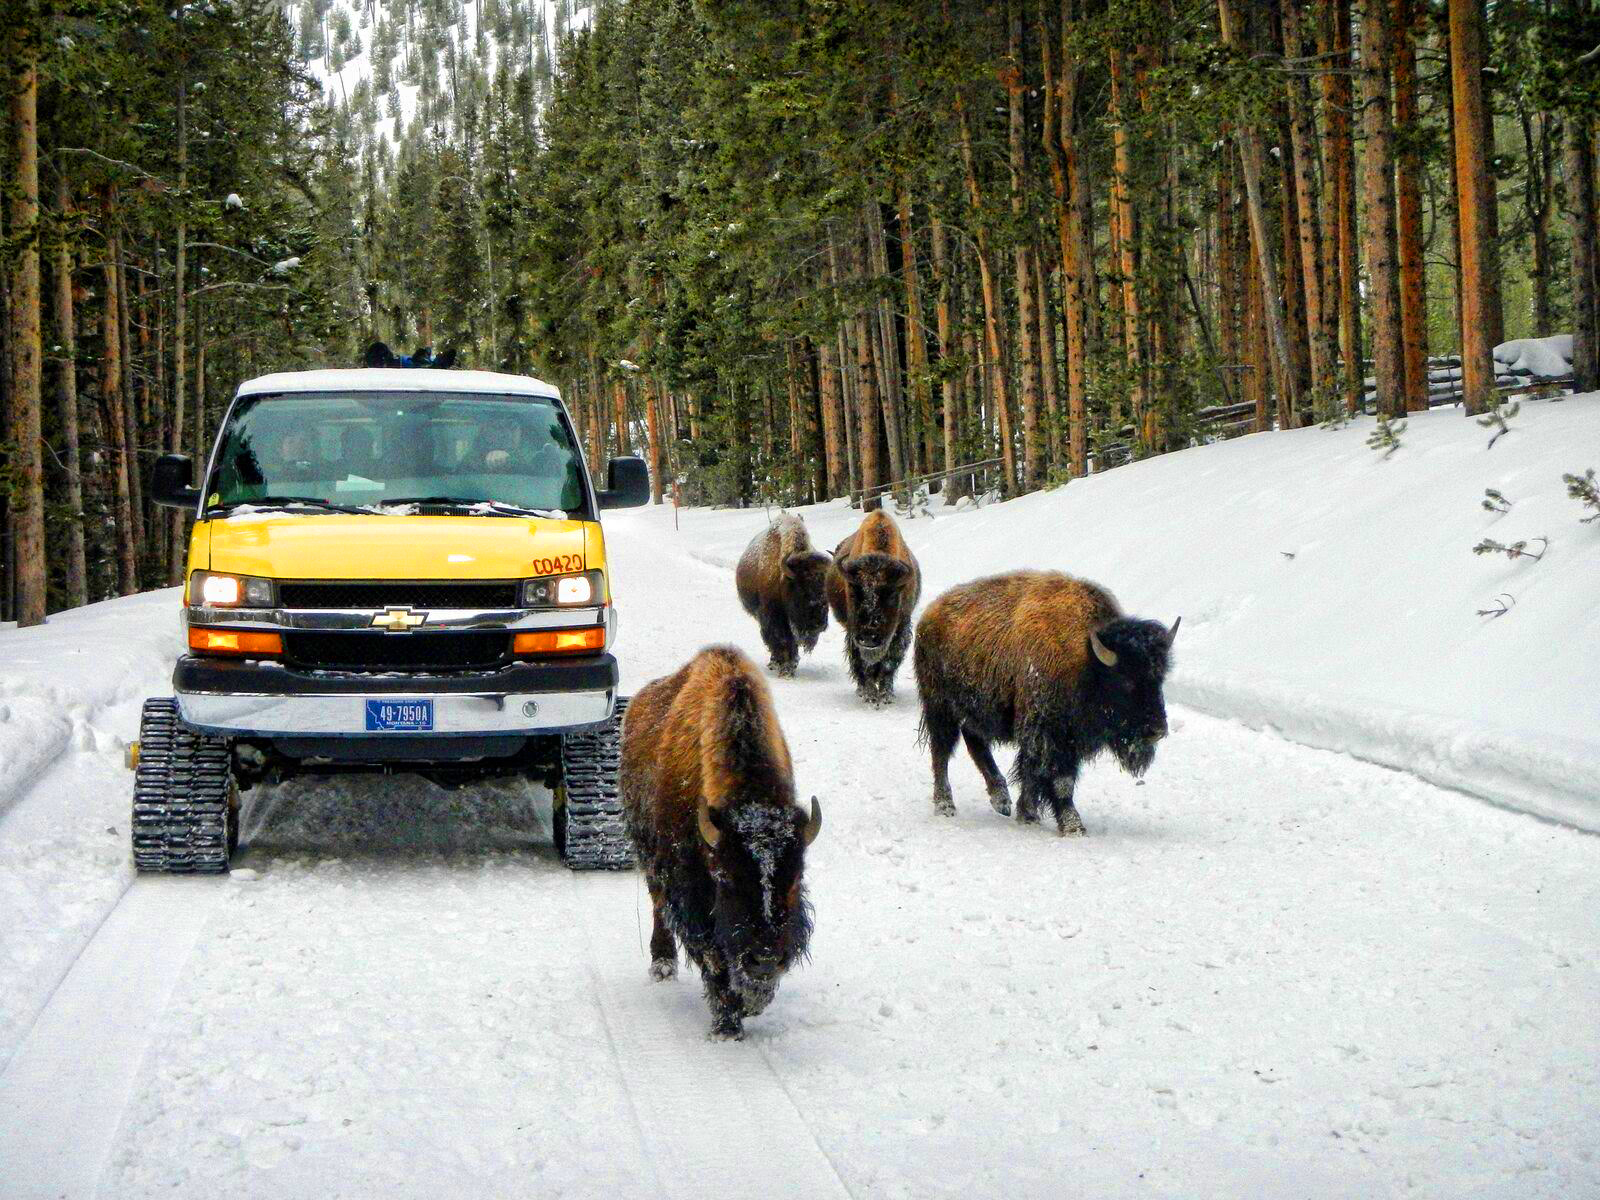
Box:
[380,496,557,517]
[209,496,376,516]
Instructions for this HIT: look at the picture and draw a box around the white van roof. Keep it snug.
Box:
[235,368,562,400]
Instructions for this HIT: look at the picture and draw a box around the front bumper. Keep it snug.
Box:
[173,654,617,737]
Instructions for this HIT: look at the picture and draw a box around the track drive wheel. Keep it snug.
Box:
[556,697,633,871]
[131,698,236,873]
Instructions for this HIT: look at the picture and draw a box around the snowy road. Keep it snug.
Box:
[2,504,1598,1198]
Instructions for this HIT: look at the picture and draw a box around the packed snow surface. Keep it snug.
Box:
[1,397,1597,1196]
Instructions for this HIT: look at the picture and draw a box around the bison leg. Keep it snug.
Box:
[759,607,799,677]
[700,953,745,1040]
[923,705,959,816]
[962,729,1014,817]
[647,881,677,981]
[1051,772,1086,837]
[1020,739,1086,836]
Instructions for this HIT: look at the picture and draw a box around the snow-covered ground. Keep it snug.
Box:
[1,397,1597,1197]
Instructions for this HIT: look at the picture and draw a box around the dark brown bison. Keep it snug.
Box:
[735,514,831,677]
[913,570,1178,836]
[826,510,921,706]
[620,645,821,1039]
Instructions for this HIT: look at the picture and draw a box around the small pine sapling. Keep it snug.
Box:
[1481,488,1511,513]
[1476,397,1520,448]
[1472,535,1548,562]
[1563,469,1599,523]
[1366,414,1406,459]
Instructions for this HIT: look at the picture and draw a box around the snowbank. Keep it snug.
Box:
[667,394,1600,831]
[1495,334,1574,380]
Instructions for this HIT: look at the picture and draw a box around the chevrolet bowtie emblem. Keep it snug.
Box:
[371,607,427,631]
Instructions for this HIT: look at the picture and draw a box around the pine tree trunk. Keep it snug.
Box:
[1277,112,1312,425]
[51,176,88,608]
[1048,0,1089,478]
[1243,224,1270,431]
[1007,0,1043,487]
[1034,248,1062,470]
[896,181,934,478]
[853,302,883,512]
[168,64,189,586]
[1218,0,1302,426]
[6,16,45,625]
[955,88,1018,494]
[1393,0,1429,412]
[1566,113,1599,392]
[101,225,137,595]
[818,334,846,497]
[1323,0,1363,414]
[1108,47,1146,444]
[863,204,907,488]
[928,213,964,491]
[1358,0,1406,417]
[644,373,663,503]
[1281,0,1335,410]
[1448,0,1498,416]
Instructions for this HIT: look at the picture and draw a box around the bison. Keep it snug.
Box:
[913,570,1178,836]
[620,645,821,1039]
[735,514,831,677]
[826,510,921,706]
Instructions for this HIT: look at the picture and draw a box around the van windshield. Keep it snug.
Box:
[205,391,588,517]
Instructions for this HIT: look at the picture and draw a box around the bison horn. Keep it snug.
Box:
[1089,628,1118,668]
[697,801,722,849]
[803,796,822,845]
[1168,616,1182,642]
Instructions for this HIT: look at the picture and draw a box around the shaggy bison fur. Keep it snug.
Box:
[826,510,921,706]
[735,514,831,676]
[620,645,821,1039]
[913,570,1178,836]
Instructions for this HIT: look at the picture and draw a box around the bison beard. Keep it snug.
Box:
[621,646,820,1039]
[914,571,1177,837]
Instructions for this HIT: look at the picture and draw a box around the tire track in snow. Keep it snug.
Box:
[575,875,855,1200]
[0,877,225,1200]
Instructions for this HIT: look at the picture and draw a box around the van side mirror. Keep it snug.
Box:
[152,454,201,509]
[598,456,650,509]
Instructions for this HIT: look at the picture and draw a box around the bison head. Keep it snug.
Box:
[1085,616,1179,776]
[782,551,832,639]
[838,553,913,664]
[697,796,820,1012]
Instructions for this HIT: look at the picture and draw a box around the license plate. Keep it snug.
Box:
[365,699,434,732]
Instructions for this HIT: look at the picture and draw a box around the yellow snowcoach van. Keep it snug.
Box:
[134,362,649,872]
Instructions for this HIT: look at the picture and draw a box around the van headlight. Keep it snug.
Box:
[522,569,602,608]
[189,570,276,608]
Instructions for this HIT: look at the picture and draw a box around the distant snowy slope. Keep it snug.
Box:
[291,0,593,149]
[670,395,1600,830]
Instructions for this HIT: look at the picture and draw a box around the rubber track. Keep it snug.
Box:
[560,696,634,870]
[131,698,233,873]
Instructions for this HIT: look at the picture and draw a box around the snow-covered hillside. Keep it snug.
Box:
[294,0,593,149]
[1,397,1597,1197]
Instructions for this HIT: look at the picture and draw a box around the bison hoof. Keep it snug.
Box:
[858,687,892,708]
[1056,812,1087,838]
[709,1018,745,1041]
[769,659,797,678]
[932,791,957,817]
[650,958,677,982]
[988,788,1012,817]
[1015,802,1041,824]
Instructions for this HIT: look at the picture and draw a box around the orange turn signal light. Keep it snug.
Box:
[188,627,284,656]
[513,627,605,656]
